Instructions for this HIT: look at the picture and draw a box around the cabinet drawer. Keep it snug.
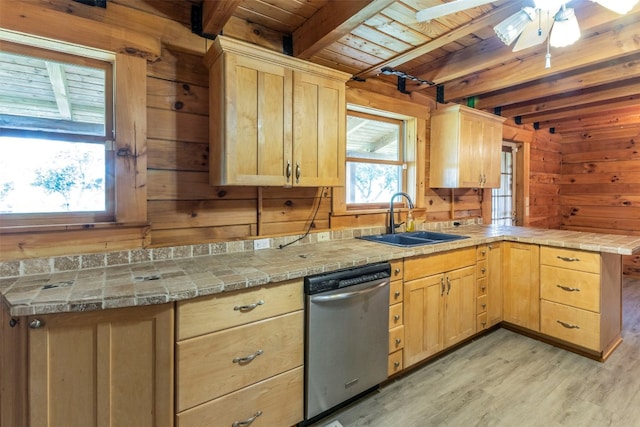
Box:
[176,311,303,412]
[540,300,600,351]
[388,350,403,376]
[477,277,487,296]
[389,303,403,328]
[477,294,487,314]
[477,312,488,331]
[390,259,404,281]
[540,247,600,274]
[176,280,303,340]
[389,325,404,352]
[540,266,600,312]
[176,366,303,427]
[390,279,403,304]
[476,260,487,279]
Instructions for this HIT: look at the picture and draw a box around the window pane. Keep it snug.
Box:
[347,115,399,161]
[346,162,402,204]
[0,137,105,213]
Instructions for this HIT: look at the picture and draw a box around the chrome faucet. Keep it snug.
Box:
[388,192,414,234]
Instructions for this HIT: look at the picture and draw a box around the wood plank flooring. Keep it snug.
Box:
[312,277,640,427]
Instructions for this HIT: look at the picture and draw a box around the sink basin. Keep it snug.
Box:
[357,231,469,247]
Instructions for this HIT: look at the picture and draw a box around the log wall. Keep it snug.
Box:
[559,128,640,276]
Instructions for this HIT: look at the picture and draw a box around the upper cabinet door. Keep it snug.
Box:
[293,72,345,187]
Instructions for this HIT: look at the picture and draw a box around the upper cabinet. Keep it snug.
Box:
[429,104,505,188]
[204,36,349,187]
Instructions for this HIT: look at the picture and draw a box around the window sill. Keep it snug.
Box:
[0,222,150,235]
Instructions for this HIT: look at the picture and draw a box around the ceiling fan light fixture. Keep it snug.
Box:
[592,0,639,14]
[494,7,536,46]
[549,7,580,47]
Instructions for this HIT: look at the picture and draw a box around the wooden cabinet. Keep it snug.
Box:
[175,280,303,427]
[503,242,540,331]
[0,304,174,427]
[476,243,503,331]
[429,103,505,188]
[204,36,348,187]
[539,247,622,357]
[388,259,404,376]
[403,248,476,367]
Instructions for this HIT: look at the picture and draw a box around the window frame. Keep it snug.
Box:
[0,41,116,226]
[0,29,148,233]
[345,110,408,210]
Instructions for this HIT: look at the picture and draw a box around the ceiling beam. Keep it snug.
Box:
[472,53,640,110]
[544,107,640,133]
[202,0,242,37]
[293,0,396,60]
[441,15,640,102]
[517,95,640,125]
[355,1,521,80]
[499,78,640,119]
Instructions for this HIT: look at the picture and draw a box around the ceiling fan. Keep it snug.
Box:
[416,0,639,54]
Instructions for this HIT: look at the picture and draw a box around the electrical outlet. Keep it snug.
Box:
[253,238,270,250]
[317,232,331,242]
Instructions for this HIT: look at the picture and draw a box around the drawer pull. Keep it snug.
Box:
[394,361,400,368]
[234,300,265,312]
[557,256,580,262]
[394,291,401,298]
[480,268,486,274]
[233,349,263,364]
[395,338,402,345]
[232,410,262,427]
[557,320,580,329]
[394,314,401,321]
[557,284,580,292]
[481,286,486,292]
[481,304,486,309]
[394,268,401,275]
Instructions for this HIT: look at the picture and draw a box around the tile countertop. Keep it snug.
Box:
[2,225,640,317]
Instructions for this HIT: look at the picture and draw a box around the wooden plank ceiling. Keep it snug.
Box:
[199,0,640,137]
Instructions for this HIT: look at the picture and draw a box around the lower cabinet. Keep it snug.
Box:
[175,279,304,427]
[476,243,503,331]
[503,242,540,331]
[403,248,476,367]
[1,304,174,427]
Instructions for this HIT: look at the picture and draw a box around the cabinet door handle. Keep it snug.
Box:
[286,161,292,182]
[232,410,263,427]
[440,277,445,296]
[233,349,263,364]
[234,300,264,312]
[446,277,451,295]
[557,320,580,329]
[557,284,580,292]
[557,256,580,262]
[29,319,42,329]
[295,162,301,183]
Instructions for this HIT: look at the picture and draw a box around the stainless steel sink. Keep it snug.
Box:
[357,231,469,247]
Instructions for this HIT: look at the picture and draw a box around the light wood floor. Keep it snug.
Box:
[312,277,640,427]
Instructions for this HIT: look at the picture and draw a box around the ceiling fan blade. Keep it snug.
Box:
[512,7,557,52]
[416,0,497,22]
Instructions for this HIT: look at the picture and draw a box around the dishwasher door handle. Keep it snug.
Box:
[310,280,388,303]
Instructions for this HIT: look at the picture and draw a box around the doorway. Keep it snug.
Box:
[491,142,519,226]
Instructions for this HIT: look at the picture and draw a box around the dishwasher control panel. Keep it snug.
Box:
[304,262,391,295]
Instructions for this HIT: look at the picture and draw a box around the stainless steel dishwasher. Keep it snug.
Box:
[303,262,390,424]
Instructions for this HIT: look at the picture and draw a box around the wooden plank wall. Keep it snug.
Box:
[559,128,640,276]
[529,128,562,229]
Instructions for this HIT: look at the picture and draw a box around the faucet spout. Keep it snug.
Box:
[388,192,414,234]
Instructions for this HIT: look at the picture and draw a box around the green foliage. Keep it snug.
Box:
[354,163,397,202]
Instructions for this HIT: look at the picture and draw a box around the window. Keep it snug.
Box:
[346,111,406,208]
[0,42,114,226]
[492,143,518,225]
